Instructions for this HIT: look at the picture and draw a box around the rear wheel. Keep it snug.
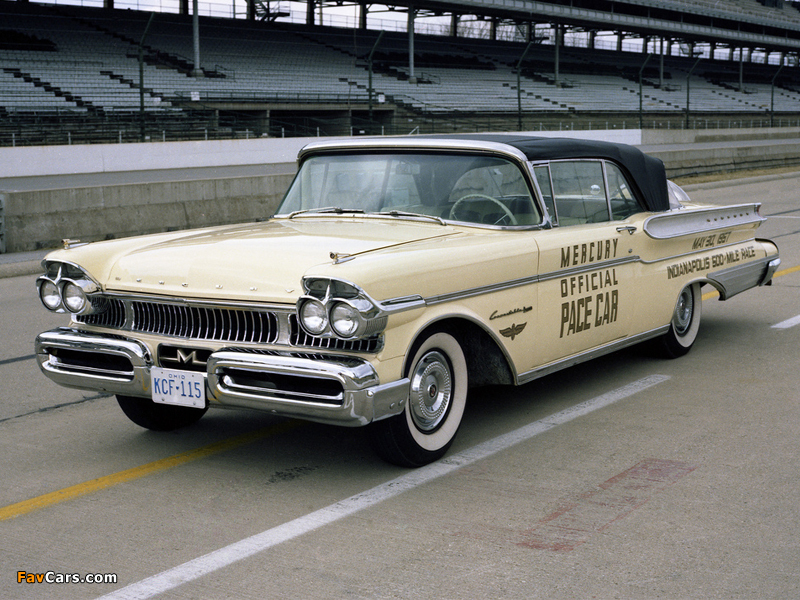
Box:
[368,332,468,467]
[659,282,702,358]
[116,395,208,431]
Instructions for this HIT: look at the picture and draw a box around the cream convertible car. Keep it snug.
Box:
[35,136,779,466]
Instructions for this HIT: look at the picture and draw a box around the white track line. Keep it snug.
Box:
[772,315,800,329]
[98,374,670,600]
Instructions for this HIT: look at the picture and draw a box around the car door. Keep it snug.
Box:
[529,159,647,367]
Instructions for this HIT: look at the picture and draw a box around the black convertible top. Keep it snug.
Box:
[438,134,670,213]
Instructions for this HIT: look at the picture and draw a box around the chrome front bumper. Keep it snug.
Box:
[35,328,408,426]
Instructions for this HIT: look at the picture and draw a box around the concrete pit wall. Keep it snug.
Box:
[1,129,799,253]
[641,127,800,178]
[1,174,294,252]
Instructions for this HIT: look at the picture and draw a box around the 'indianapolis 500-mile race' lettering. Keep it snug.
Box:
[667,245,757,279]
[559,268,620,338]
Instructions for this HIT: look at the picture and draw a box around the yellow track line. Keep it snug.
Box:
[0,420,299,522]
[702,264,798,301]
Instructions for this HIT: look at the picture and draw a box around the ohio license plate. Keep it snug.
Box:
[151,367,206,408]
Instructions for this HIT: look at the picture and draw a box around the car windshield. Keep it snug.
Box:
[276,153,542,227]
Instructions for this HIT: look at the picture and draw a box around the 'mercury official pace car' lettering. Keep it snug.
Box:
[559,267,621,338]
[561,238,619,268]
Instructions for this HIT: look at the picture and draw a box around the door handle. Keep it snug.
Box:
[616,226,637,235]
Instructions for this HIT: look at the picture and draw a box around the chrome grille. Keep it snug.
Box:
[78,298,279,344]
[79,298,126,329]
[131,301,279,344]
[289,315,382,353]
[78,299,379,352]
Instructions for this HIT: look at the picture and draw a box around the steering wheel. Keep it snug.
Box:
[448,194,518,226]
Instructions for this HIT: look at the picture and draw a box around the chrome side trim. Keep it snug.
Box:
[381,257,638,310]
[425,274,540,306]
[644,204,764,239]
[536,256,639,283]
[639,239,750,265]
[516,326,670,385]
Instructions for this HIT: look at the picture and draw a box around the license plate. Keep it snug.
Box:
[151,367,206,408]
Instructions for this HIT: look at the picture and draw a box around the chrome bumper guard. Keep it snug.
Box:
[35,328,408,427]
[207,351,408,426]
[36,328,152,396]
[708,256,780,300]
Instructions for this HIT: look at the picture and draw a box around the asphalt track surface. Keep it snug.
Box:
[1,174,798,599]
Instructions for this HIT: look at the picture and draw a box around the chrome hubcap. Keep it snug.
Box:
[409,351,452,432]
[674,288,694,335]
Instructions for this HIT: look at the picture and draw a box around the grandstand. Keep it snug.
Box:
[2,0,800,146]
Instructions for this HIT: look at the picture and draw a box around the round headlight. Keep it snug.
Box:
[299,299,328,335]
[62,281,87,314]
[330,302,362,338]
[39,279,62,311]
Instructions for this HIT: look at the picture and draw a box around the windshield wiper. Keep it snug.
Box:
[376,210,446,226]
[287,207,365,219]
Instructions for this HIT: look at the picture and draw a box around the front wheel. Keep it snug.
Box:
[116,394,208,431]
[659,282,702,358]
[368,332,468,467]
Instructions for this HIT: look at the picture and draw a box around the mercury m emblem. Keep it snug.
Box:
[176,349,206,368]
[159,346,210,370]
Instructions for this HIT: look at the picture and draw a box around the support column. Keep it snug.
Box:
[306,0,315,26]
[554,23,561,87]
[739,49,744,91]
[192,0,201,77]
[359,1,367,29]
[408,7,416,83]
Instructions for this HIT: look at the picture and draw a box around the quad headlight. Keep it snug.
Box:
[299,298,328,335]
[61,280,90,314]
[330,301,361,337]
[296,278,387,341]
[36,262,106,316]
[39,279,62,311]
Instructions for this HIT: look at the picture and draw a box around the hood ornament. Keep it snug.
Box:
[62,238,86,250]
[330,251,355,264]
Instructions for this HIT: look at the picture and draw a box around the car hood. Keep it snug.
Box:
[47,218,474,304]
